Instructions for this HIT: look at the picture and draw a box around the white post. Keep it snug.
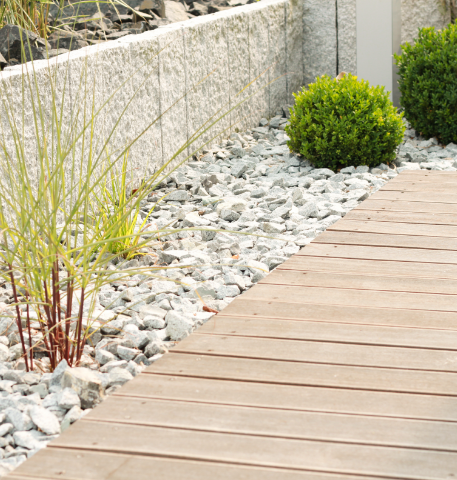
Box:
[356,0,401,106]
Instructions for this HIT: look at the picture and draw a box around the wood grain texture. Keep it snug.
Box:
[314,230,457,250]
[201,315,457,350]
[221,298,457,330]
[297,242,457,264]
[49,419,457,479]
[147,353,457,395]
[368,190,457,204]
[260,268,457,294]
[243,284,457,312]
[83,395,457,451]
[7,449,323,480]
[329,219,457,238]
[115,373,457,422]
[280,255,457,279]
[172,333,457,372]
[355,199,457,213]
[344,210,457,226]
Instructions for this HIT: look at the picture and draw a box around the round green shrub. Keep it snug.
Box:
[285,74,405,171]
[394,21,457,145]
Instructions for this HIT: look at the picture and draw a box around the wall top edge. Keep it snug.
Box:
[0,0,289,81]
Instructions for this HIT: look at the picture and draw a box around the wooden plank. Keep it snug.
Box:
[279,255,457,280]
[202,315,457,350]
[173,333,457,372]
[354,199,457,214]
[260,269,457,295]
[314,230,457,251]
[297,242,457,264]
[344,210,457,226]
[243,284,457,313]
[388,173,457,183]
[382,182,457,192]
[5,449,323,480]
[50,419,457,479]
[368,190,457,204]
[221,298,457,330]
[329,219,457,238]
[147,353,457,395]
[116,373,457,422]
[85,395,457,452]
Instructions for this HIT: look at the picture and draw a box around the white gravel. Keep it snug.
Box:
[0,112,455,475]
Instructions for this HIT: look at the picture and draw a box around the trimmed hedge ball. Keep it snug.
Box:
[286,73,405,170]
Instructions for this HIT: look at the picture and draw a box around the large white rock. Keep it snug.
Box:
[29,406,60,435]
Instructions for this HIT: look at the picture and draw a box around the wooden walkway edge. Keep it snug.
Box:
[7,170,457,480]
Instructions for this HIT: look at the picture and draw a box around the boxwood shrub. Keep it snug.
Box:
[286,74,405,171]
[394,21,457,145]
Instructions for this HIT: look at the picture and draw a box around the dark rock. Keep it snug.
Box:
[74,18,113,31]
[49,36,89,51]
[112,13,134,24]
[0,24,48,61]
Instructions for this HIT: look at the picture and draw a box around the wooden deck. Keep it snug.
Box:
[7,170,457,480]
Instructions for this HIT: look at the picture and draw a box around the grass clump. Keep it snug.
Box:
[286,73,405,171]
[394,21,457,144]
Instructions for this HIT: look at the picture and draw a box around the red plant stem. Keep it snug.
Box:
[72,287,85,366]
[42,280,56,370]
[37,309,51,365]
[53,261,64,362]
[25,292,33,371]
[65,278,73,363]
[8,265,29,372]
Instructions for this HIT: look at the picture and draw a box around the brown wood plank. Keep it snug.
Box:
[242,284,457,313]
[260,268,457,295]
[279,255,457,280]
[172,333,457,372]
[329,219,457,238]
[388,173,457,183]
[202,315,457,350]
[297,242,457,264]
[368,190,457,204]
[116,373,457,422]
[383,182,457,192]
[221,298,457,330]
[354,199,457,214]
[5,449,325,480]
[314,230,457,251]
[147,352,457,396]
[49,419,457,479]
[84,395,457,452]
[344,210,457,226]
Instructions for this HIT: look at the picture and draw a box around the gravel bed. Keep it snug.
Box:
[0,110,456,475]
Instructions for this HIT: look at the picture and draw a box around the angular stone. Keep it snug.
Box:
[144,341,168,358]
[4,408,33,432]
[57,387,81,410]
[95,349,116,366]
[28,406,60,435]
[61,368,104,409]
[108,367,134,387]
[117,345,140,361]
[138,305,167,320]
[165,311,193,341]
[49,360,69,388]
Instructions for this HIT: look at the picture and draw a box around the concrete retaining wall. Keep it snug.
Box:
[0,0,451,177]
